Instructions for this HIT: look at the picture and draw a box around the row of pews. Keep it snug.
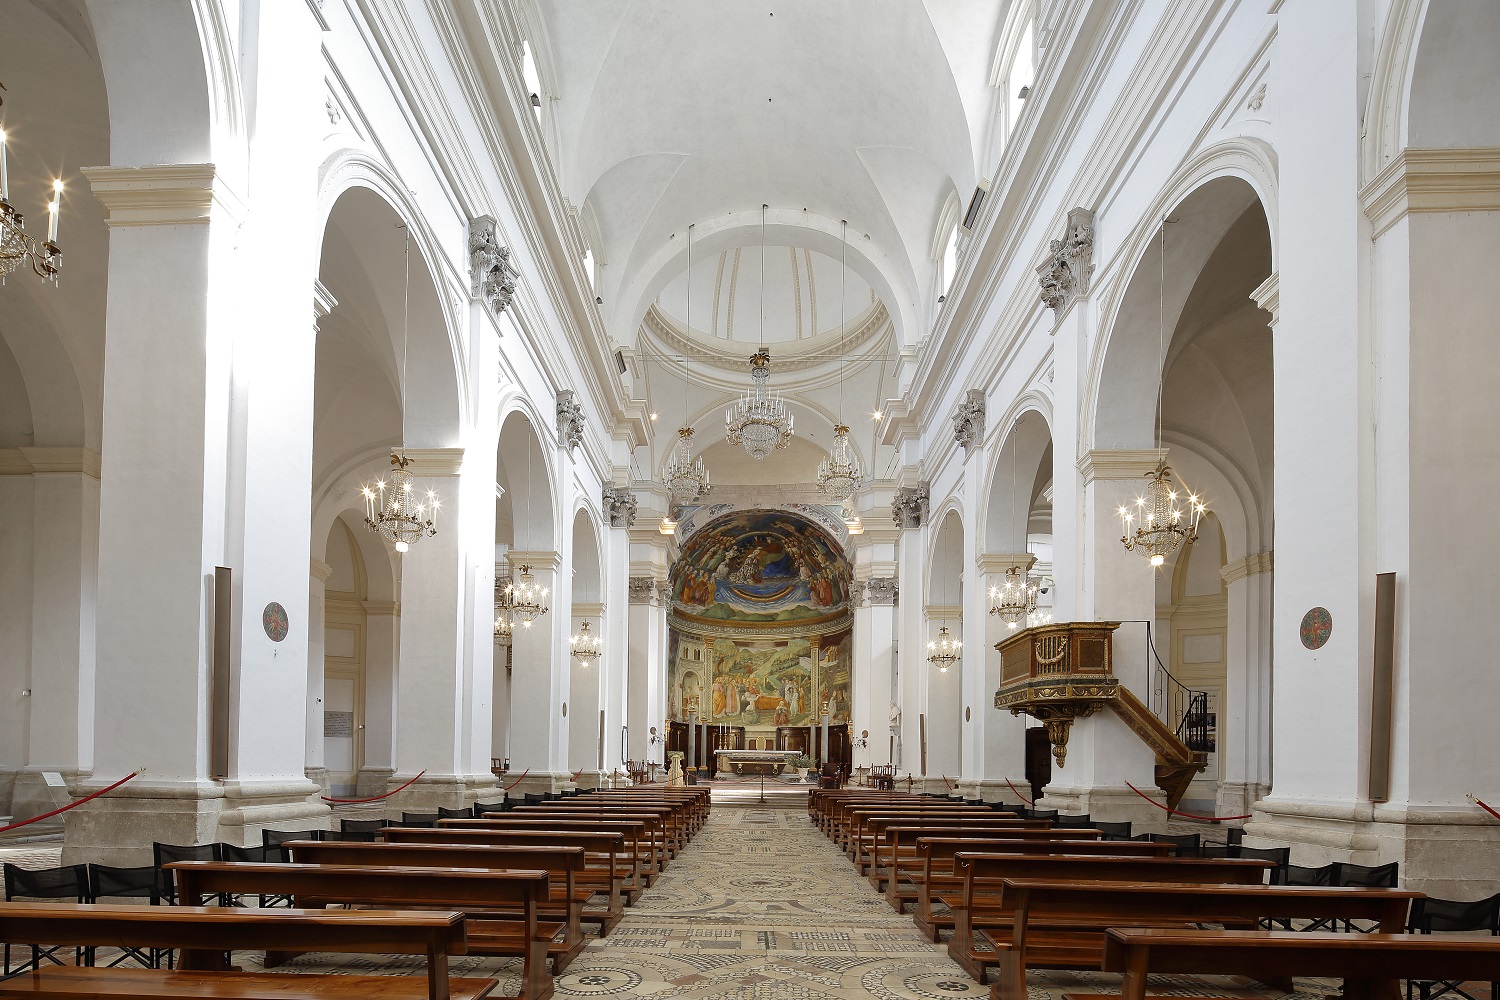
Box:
[809,789,1500,1000]
[0,786,709,1000]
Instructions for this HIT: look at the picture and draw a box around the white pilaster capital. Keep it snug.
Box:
[1360,147,1500,239]
[976,552,1036,576]
[507,549,562,572]
[82,163,244,227]
[925,603,962,619]
[1221,550,1274,585]
[309,558,333,583]
[0,447,102,479]
[572,602,606,618]
[398,447,465,477]
[1077,448,1166,484]
[313,280,339,328]
[1250,271,1279,327]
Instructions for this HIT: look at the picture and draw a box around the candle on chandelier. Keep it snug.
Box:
[0,128,8,203]
[47,180,62,243]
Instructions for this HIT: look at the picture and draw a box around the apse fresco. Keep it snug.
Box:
[667,509,852,728]
[670,510,850,625]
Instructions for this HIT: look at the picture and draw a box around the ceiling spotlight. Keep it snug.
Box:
[595,295,603,305]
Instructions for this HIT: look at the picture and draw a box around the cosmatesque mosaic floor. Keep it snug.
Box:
[1,793,1330,999]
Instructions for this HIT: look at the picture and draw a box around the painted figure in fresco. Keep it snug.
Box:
[711,676,726,718]
[773,700,790,726]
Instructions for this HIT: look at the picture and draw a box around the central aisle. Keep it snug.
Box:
[553,788,989,998]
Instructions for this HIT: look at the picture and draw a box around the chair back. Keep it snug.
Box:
[1054,814,1094,828]
[340,818,391,834]
[398,812,440,828]
[87,865,159,904]
[1275,862,1338,886]
[1337,861,1399,888]
[439,806,474,819]
[3,863,89,903]
[263,828,326,847]
[1408,893,1500,934]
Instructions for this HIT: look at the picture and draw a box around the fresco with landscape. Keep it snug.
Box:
[670,510,850,624]
[669,628,851,727]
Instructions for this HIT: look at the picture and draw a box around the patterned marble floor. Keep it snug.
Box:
[3,798,1326,999]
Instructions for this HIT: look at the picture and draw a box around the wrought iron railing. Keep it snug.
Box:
[1146,623,1212,753]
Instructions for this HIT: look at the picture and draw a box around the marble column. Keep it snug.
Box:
[852,566,898,774]
[626,575,667,765]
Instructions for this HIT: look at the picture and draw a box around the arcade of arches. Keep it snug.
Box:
[1,0,1498,923]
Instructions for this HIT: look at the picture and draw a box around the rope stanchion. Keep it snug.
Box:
[321,770,426,805]
[1125,781,1252,822]
[0,769,143,834]
[1469,794,1500,822]
[1003,777,1034,807]
[501,768,531,792]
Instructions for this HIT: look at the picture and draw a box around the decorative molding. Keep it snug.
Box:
[1222,550,1274,585]
[1077,448,1166,485]
[82,164,243,227]
[977,552,1036,576]
[865,577,899,606]
[602,484,638,528]
[1250,271,1279,327]
[891,482,930,529]
[572,601,606,618]
[952,389,986,453]
[397,447,464,477]
[313,280,338,328]
[1036,207,1095,321]
[556,391,585,453]
[669,608,853,641]
[1360,147,1500,240]
[304,0,330,30]
[468,215,521,316]
[506,549,561,571]
[0,447,102,479]
[309,558,333,583]
[628,577,657,605]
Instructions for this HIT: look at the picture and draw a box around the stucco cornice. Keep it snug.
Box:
[1360,147,1500,239]
[1221,550,1273,585]
[1077,448,1166,484]
[82,164,243,227]
[0,447,103,479]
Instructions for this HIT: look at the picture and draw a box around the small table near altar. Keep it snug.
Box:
[714,750,800,776]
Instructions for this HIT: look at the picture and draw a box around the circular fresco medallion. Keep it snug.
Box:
[1300,607,1332,650]
[262,602,289,642]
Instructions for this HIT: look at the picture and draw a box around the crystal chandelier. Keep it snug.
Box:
[1120,221,1207,568]
[926,624,961,673]
[0,117,64,282]
[363,229,440,552]
[665,426,711,502]
[988,565,1040,630]
[1118,458,1205,567]
[493,576,514,645]
[363,452,440,553]
[819,220,864,500]
[505,564,550,626]
[725,205,794,460]
[725,350,794,460]
[569,620,602,664]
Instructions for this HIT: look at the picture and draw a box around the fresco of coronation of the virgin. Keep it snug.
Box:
[671,511,850,624]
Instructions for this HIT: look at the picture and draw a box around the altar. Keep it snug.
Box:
[714,749,801,776]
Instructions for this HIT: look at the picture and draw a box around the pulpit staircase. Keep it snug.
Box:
[994,622,1208,809]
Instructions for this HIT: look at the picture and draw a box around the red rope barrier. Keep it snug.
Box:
[321,770,426,804]
[941,775,955,791]
[1469,794,1500,822]
[1125,781,1253,822]
[0,770,143,834]
[571,768,585,783]
[501,768,531,791]
[1003,777,1034,807]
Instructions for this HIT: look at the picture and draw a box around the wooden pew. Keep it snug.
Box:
[839,807,996,855]
[505,806,674,872]
[577,789,708,836]
[860,817,1063,881]
[905,836,1171,933]
[437,818,649,903]
[283,841,589,972]
[1088,928,1500,1000]
[168,862,554,1000]
[987,880,1420,1000]
[0,902,488,1000]
[943,854,1275,981]
[385,827,628,934]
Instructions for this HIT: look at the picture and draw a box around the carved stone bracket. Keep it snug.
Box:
[865,577,899,606]
[1036,207,1095,320]
[628,576,657,605]
[556,390,585,453]
[469,216,520,317]
[891,482,929,529]
[952,389,986,453]
[603,484,638,528]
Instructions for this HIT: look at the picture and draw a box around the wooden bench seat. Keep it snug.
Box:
[1089,928,1500,1000]
[866,822,1092,890]
[504,808,673,875]
[0,902,487,1000]
[985,879,1420,1000]
[943,854,1275,981]
[839,807,998,855]
[385,828,628,935]
[855,816,1049,874]
[438,818,650,903]
[283,841,589,972]
[167,862,554,1000]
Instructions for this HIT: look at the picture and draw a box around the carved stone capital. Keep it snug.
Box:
[952,389,986,453]
[1036,207,1095,320]
[556,390,585,453]
[891,482,929,530]
[468,216,520,317]
[628,577,657,605]
[603,484,638,528]
[864,577,899,606]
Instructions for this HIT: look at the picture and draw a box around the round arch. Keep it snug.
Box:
[982,404,1054,555]
[498,407,558,553]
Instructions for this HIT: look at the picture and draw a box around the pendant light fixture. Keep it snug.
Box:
[989,418,1040,629]
[818,219,865,501]
[506,433,550,625]
[0,104,64,282]
[569,619,602,664]
[725,205,794,460]
[662,222,710,502]
[1118,220,1208,567]
[927,526,962,672]
[363,228,440,553]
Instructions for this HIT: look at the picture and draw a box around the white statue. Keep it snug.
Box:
[888,700,902,731]
[666,751,686,787]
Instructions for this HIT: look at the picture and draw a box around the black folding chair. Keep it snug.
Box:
[221,844,293,907]
[1268,862,1339,929]
[1094,820,1133,840]
[86,866,166,968]
[152,842,222,906]
[398,812,440,828]
[440,805,476,819]
[262,828,326,850]
[1334,861,1400,931]
[473,800,508,816]
[1141,832,1201,856]
[1053,813,1093,829]
[2,863,89,976]
[1406,893,1500,1000]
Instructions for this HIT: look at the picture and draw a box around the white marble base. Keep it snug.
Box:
[1038,784,1165,830]
[384,773,501,816]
